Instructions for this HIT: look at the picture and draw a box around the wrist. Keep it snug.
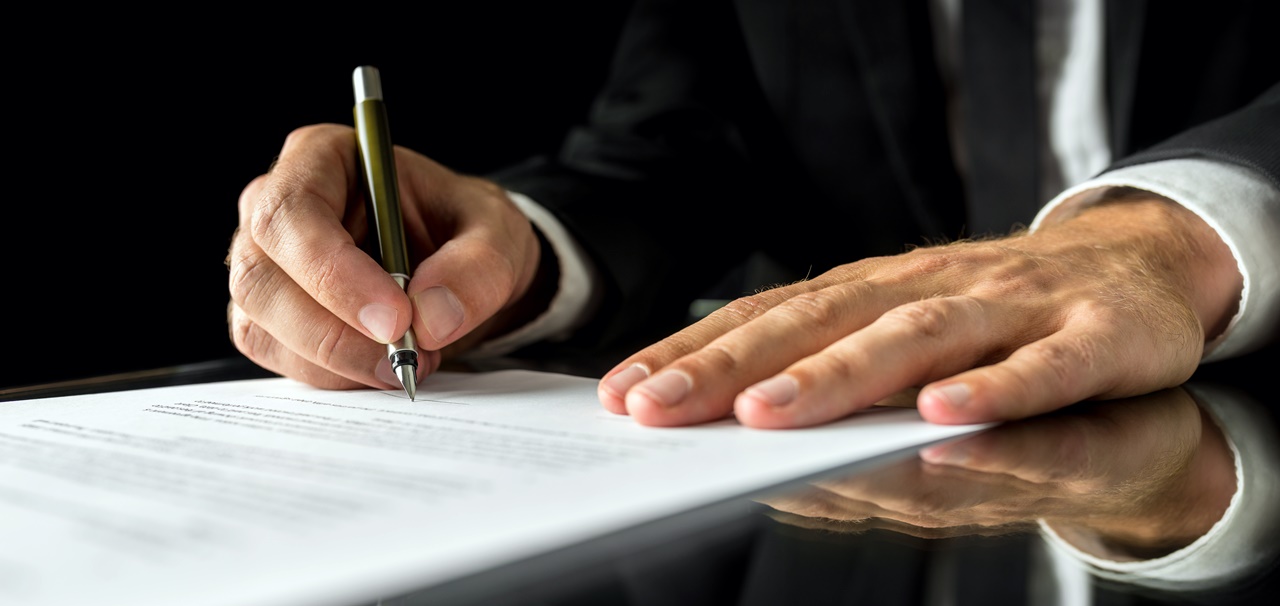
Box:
[1031,190,1243,345]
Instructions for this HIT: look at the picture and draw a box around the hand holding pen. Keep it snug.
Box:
[226,70,549,394]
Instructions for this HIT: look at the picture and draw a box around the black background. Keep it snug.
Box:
[4,3,635,389]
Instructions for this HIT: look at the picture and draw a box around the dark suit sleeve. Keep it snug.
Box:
[1108,82,1280,190]
[488,0,778,352]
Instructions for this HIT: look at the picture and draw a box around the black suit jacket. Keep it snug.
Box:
[492,0,1279,352]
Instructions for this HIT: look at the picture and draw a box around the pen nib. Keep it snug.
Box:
[396,364,418,401]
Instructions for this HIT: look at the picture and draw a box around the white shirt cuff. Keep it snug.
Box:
[1030,158,1280,361]
[461,191,599,358]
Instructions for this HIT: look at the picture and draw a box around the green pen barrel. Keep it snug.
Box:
[354,96,411,278]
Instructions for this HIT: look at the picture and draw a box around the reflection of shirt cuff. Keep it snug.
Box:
[462,190,599,358]
[1037,382,1280,590]
[1030,158,1280,361]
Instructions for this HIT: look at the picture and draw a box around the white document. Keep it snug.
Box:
[0,370,989,606]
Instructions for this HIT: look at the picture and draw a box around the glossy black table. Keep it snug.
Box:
[4,346,1276,606]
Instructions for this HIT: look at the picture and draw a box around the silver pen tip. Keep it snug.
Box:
[396,364,418,401]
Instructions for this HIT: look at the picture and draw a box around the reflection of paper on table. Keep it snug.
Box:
[0,370,988,606]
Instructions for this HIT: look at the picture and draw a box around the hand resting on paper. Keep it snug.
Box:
[598,192,1242,428]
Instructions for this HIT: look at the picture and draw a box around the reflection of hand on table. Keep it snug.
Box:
[758,387,1236,559]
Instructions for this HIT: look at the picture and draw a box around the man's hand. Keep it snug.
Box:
[598,192,1243,427]
[227,124,544,391]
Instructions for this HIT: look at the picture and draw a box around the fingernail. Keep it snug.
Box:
[636,370,692,408]
[358,303,399,343]
[928,383,971,409]
[601,364,649,398]
[414,286,464,342]
[745,375,798,408]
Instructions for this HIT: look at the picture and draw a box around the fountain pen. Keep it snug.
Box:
[352,65,418,400]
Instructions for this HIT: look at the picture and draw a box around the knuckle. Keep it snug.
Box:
[715,293,777,324]
[634,326,711,365]
[249,179,336,262]
[237,182,259,219]
[899,248,963,276]
[229,309,273,366]
[312,321,356,367]
[816,260,872,283]
[771,288,847,330]
[692,344,746,378]
[282,125,313,146]
[880,300,953,340]
[226,245,275,310]
[897,245,999,278]
[283,123,334,147]
[799,352,858,386]
[238,171,275,216]
[1025,337,1100,389]
[248,189,295,252]
[982,364,1039,410]
[302,247,350,308]
[945,247,1057,299]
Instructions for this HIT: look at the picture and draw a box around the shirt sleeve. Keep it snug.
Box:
[1029,158,1280,362]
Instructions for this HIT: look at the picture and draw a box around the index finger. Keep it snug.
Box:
[249,123,414,346]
